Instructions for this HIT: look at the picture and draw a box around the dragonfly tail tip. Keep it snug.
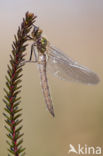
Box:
[49,109,55,117]
[51,111,55,117]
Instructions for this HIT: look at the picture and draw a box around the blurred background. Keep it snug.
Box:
[0,0,103,155]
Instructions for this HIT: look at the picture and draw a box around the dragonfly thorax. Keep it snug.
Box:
[37,37,48,53]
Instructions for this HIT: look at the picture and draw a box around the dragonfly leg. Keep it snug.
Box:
[20,43,37,66]
[26,35,34,40]
[29,44,34,61]
[25,43,38,63]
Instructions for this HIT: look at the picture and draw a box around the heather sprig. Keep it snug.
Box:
[3,12,36,156]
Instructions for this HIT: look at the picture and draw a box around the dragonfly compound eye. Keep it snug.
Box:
[41,37,47,46]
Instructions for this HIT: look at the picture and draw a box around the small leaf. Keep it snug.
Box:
[5,119,12,127]
[14,35,18,44]
[3,88,10,97]
[5,75,10,84]
[13,80,22,87]
[15,74,23,81]
[7,65,12,75]
[8,148,15,155]
[4,108,11,115]
[6,134,13,141]
[15,133,24,140]
[10,59,15,67]
[13,97,21,103]
[6,82,10,90]
[7,69,12,78]
[4,95,10,103]
[14,108,22,114]
[6,140,12,147]
[15,67,23,75]
[3,113,10,120]
[5,126,12,134]
[13,101,21,108]
[14,113,22,120]
[3,99,10,107]
[13,90,21,97]
[17,139,23,147]
[21,152,26,156]
[13,41,17,48]
[13,85,22,92]
[17,147,25,154]
[14,119,23,127]
[15,126,23,133]
[11,48,16,57]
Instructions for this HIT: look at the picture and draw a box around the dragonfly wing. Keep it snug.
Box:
[47,45,100,84]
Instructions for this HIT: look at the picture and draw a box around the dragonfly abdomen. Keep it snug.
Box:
[38,53,55,117]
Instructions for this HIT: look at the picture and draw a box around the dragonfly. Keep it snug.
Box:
[26,25,100,117]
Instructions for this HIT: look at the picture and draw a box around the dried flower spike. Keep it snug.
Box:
[3,12,36,156]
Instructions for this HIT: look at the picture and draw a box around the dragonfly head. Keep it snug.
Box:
[31,25,43,39]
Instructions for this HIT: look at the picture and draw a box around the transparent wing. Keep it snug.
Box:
[47,45,100,84]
